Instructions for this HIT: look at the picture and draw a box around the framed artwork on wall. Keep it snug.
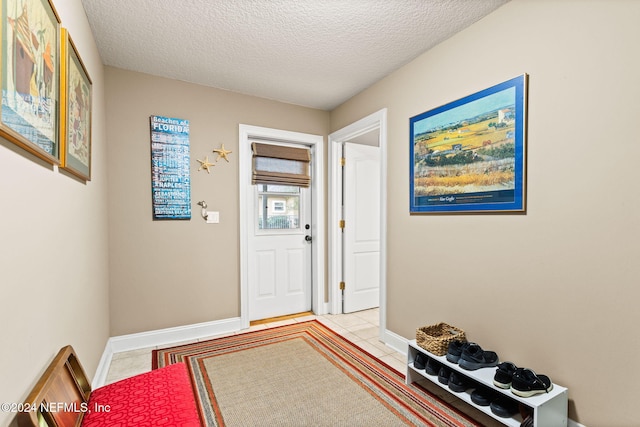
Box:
[410,74,528,214]
[60,28,92,181]
[0,0,61,164]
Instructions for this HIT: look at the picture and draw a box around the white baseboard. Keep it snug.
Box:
[92,317,242,389]
[382,327,408,356]
[92,340,115,389]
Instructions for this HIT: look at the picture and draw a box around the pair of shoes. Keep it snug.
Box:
[414,353,441,376]
[414,352,427,370]
[470,386,500,406]
[436,367,469,392]
[475,387,528,419]
[494,364,554,397]
[448,371,470,393]
[511,368,553,397]
[493,361,518,389]
[490,396,519,418]
[437,366,450,385]
[446,340,470,363]
[458,343,499,370]
[425,357,440,376]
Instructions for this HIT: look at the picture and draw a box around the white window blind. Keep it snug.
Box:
[251,142,311,187]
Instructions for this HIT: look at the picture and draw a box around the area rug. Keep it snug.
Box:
[152,320,480,427]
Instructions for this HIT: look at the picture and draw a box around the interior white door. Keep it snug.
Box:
[248,181,312,321]
[343,142,381,313]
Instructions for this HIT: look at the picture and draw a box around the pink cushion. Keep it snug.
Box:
[82,363,201,427]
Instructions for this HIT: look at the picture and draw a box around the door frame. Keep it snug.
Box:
[239,124,325,329]
[328,109,388,337]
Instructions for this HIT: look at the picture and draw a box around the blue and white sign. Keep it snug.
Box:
[150,115,191,219]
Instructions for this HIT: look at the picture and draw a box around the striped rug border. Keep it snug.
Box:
[152,320,481,427]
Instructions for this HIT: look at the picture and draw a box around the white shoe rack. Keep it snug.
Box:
[406,340,568,427]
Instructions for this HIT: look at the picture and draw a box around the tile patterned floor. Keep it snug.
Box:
[104,308,407,385]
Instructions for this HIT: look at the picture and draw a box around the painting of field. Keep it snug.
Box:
[409,75,527,213]
[413,109,516,196]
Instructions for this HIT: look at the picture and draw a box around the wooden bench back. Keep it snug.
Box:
[17,346,91,427]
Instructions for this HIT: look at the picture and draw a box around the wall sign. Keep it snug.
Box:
[150,115,191,219]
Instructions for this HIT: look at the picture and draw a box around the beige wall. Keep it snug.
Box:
[0,0,108,425]
[331,0,639,425]
[105,67,329,336]
[4,0,638,426]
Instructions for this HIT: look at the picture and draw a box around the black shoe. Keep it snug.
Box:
[511,368,553,397]
[414,353,427,370]
[494,361,518,389]
[470,386,499,406]
[448,371,469,392]
[445,340,469,364]
[458,343,499,371]
[437,366,451,385]
[425,357,441,376]
[490,396,519,418]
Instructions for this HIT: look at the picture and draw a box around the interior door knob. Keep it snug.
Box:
[305,235,312,242]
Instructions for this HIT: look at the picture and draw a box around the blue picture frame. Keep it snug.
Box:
[410,74,528,213]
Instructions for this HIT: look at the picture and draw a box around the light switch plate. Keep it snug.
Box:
[206,211,219,223]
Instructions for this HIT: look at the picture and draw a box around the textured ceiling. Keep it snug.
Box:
[81,0,508,110]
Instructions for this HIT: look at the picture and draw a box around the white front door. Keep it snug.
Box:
[248,167,312,321]
[240,124,325,328]
[343,142,381,313]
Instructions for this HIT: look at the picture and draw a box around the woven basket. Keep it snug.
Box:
[416,323,466,356]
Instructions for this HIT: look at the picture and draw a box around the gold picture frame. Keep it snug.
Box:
[59,27,92,181]
[0,0,61,164]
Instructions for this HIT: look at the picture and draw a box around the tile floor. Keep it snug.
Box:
[105,308,407,385]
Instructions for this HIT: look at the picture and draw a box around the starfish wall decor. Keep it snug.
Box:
[213,143,232,162]
[197,156,215,173]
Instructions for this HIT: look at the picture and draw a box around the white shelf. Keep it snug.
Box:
[406,340,568,427]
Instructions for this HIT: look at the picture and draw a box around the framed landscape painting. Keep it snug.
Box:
[410,74,528,214]
[60,28,92,181]
[0,0,60,164]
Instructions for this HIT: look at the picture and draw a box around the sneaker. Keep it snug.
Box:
[448,371,469,392]
[511,368,554,397]
[437,366,451,385]
[470,386,499,406]
[489,396,519,418]
[414,353,427,370]
[493,361,518,389]
[458,343,499,371]
[425,357,441,376]
[445,340,470,364]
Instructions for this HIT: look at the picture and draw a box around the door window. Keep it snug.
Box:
[257,184,301,230]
